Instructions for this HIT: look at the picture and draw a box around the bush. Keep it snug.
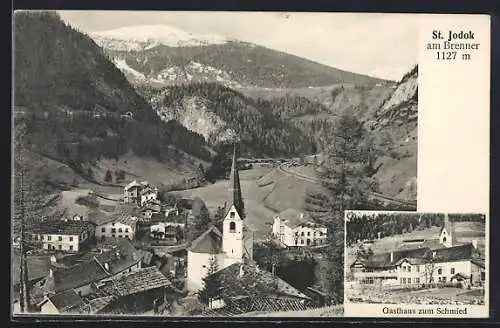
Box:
[75,194,99,208]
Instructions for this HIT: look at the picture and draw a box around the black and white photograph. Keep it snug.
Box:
[12,11,418,318]
[344,211,488,317]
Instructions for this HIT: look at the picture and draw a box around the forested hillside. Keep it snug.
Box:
[139,82,317,157]
[14,11,213,190]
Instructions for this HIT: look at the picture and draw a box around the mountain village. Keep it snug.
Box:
[13,145,334,316]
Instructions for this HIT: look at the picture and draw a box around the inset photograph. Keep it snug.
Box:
[344,211,487,318]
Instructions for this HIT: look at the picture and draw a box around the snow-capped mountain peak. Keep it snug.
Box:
[90,24,231,49]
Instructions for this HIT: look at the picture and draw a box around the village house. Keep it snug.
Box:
[32,238,143,310]
[38,289,83,314]
[78,266,176,315]
[164,204,179,218]
[123,180,150,204]
[150,221,185,242]
[272,209,328,247]
[186,146,254,292]
[141,202,162,220]
[201,263,313,315]
[95,214,138,240]
[349,214,486,288]
[140,185,159,207]
[29,220,95,253]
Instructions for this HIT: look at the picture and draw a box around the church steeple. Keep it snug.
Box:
[226,143,244,218]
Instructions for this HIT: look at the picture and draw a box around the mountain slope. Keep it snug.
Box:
[138,82,316,157]
[91,25,386,88]
[13,11,212,193]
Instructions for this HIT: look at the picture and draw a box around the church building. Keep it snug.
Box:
[186,145,254,292]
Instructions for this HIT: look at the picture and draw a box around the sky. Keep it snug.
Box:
[58,11,419,81]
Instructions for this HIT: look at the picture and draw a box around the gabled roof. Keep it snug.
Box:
[78,295,116,314]
[94,238,141,275]
[140,186,156,195]
[124,180,141,191]
[29,220,95,235]
[99,267,172,297]
[451,272,470,281]
[97,213,138,227]
[47,289,83,312]
[351,247,429,269]
[471,258,485,269]
[426,243,480,262]
[38,258,110,294]
[277,209,311,229]
[205,263,310,300]
[188,226,223,254]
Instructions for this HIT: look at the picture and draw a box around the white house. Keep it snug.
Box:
[140,186,158,207]
[165,205,179,218]
[272,209,328,247]
[95,214,138,240]
[30,221,95,253]
[39,289,83,314]
[123,180,151,204]
[186,146,253,292]
[150,221,185,240]
[349,214,486,288]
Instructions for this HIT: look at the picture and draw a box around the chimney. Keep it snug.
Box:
[472,239,478,249]
[104,263,110,271]
[390,251,394,263]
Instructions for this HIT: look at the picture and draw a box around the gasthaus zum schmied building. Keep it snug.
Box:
[349,214,486,288]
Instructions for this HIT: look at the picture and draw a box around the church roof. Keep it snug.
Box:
[188,225,223,254]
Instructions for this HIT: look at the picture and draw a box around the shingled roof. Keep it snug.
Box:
[94,238,141,275]
[205,263,310,300]
[426,243,480,262]
[29,220,95,235]
[188,226,223,254]
[99,267,172,297]
[47,289,83,312]
[277,209,316,229]
[36,258,110,294]
[352,247,429,269]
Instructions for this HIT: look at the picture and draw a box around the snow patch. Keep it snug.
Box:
[90,24,231,49]
[113,58,146,80]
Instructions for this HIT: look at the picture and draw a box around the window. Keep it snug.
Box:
[58,236,62,241]
[48,236,52,241]
[416,266,420,272]
[69,236,73,241]
[443,237,447,243]
[451,268,455,274]
[101,228,106,233]
[112,234,115,238]
[481,272,486,281]
[118,235,122,238]
[415,278,420,284]
[41,235,44,240]
[111,228,117,233]
[118,228,123,233]
[230,212,235,218]
[112,223,115,226]
[307,232,311,236]
[408,266,412,272]
[301,239,304,245]
[442,277,447,282]
[402,278,406,284]
[125,228,129,233]
[229,222,236,232]
[438,268,442,275]
[58,245,62,250]
[400,278,404,284]
[69,245,73,251]
[301,232,304,236]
